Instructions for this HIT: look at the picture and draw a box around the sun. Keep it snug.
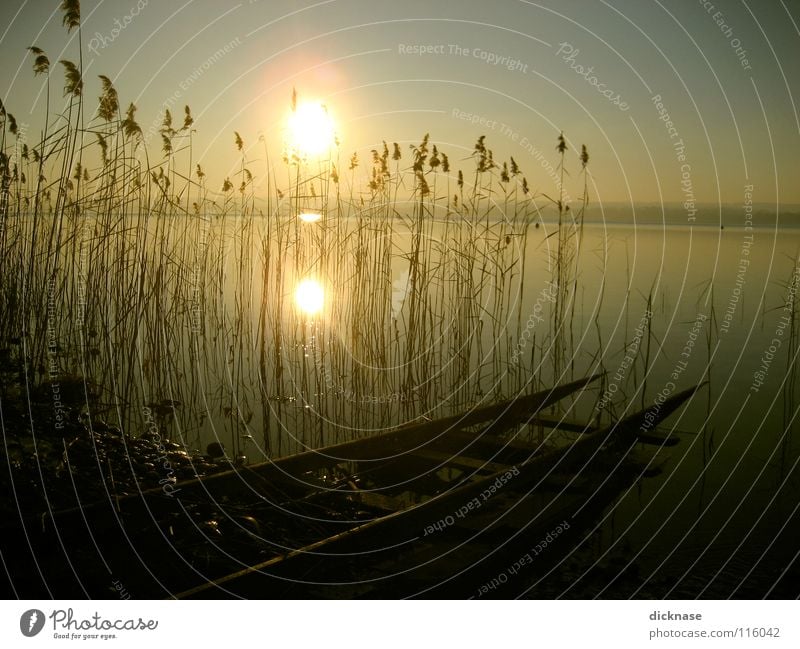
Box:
[295,279,325,316]
[287,101,336,158]
[298,212,322,223]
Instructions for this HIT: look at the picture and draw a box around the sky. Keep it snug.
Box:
[1,0,799,210]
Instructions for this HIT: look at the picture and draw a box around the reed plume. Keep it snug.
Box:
[97,75,118,121]
[27,47,50,75]
[59,60,82,96]
[60,0,81,32]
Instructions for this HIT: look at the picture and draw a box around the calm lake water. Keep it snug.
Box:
[536,221,800,597]
[9,207,800,596]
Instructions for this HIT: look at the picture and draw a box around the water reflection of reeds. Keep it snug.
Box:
[3,72,598,462]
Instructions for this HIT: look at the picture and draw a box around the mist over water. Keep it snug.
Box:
[554,204,800,229]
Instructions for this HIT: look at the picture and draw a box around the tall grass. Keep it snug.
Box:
[0,9,599,460]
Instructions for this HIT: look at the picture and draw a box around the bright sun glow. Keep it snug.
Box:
[298,212,322,223]
[295,279,324,316]
[287,102,335,157]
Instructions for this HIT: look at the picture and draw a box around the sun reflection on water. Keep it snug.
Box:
[295,278,324,316]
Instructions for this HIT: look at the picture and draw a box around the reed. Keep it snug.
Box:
[0,17,604,460]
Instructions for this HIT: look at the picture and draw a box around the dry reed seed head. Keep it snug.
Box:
[510,156,520,176]
[182,105,193,130]
[458,170,464,188]
[122,103,142,138]
[161,109,174,135]
[392,142,401,160]
[349,153,358,170]
[156,167,169,189]
[21,144,29,160]
[60,0,81,32]
[291,86,297,112]
[557,131,567,154]
[441,153,450,173]
[410,135,430,172]
[161,134,172,156]
[429,145,441,171]
[234,131,244,151]
[501,161,510,183]
[97,134,108,165]
[7,113,18,135]
[522,177,529,194]
[28,46,50,75]
[222,178,233,192]
[196,164,205,179]
[580,144,589,167]
[97,75,119,122]
[330,165,339,183]
[59,60,82,96]
[416,171,430,197]
[473,136,491,172]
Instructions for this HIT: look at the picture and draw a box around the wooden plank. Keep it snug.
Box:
[530,414,598,433]
[427,429,541,456]
[532,415,682,445]
[175,383,702,599]
[356,491,421,512]
[126,374,603,504]
[410,448,510,474]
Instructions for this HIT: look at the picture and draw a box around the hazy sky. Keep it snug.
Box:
[2,0,799,209]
